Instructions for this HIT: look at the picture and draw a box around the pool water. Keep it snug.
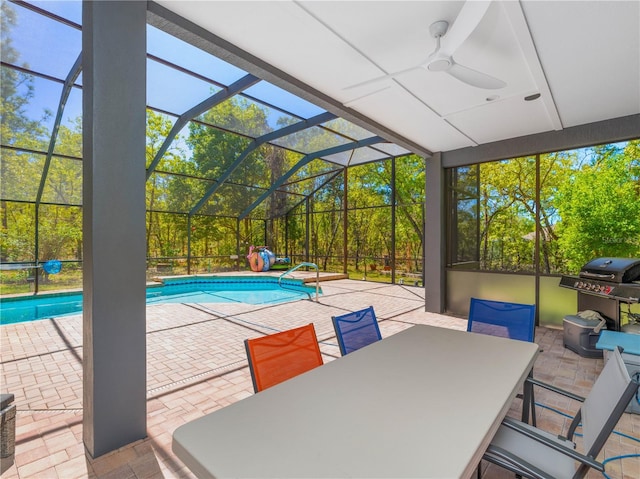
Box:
[0,277,319,325]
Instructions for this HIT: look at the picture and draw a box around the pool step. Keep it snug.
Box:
[301,273,348,283]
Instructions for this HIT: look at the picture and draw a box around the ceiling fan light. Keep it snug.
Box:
[427,59,451,72]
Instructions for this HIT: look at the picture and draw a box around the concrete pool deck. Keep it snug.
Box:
[1,277,638,478]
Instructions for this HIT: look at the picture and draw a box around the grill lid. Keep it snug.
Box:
[579,257,640,283]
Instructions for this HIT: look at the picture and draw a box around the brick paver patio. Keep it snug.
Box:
[1,278,638,478]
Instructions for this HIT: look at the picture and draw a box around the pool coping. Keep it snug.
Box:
[0,274,315,304]
[0,275,324,324]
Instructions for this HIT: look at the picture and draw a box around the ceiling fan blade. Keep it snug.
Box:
[343,65,423,91]
[440,1,492,55]
[447,62,506,90]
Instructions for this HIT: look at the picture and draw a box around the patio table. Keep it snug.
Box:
[172,324,539,479]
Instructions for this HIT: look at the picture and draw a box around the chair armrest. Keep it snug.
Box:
[526,377,586,403]
[484,444,557,479]
[501,417,604,472]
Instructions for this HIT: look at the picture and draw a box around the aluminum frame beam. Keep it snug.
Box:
[35,52,83,204]
[190,111,337,215]
[238,136,386,220]
[283,169,343,216]
[146,73,260,179]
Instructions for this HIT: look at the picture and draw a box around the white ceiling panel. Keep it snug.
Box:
[446,92,557,145]
[345,82,477,151]
[521,0,640,127]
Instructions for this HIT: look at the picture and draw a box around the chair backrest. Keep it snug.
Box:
[467,298,536,342]
[331,306,382,355]
[244,323,323,393]
[577,347,638,461]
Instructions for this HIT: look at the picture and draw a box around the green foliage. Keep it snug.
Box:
[555,141,640,272]
[187,97,265,217]
[0,202,35,262]
[448,166,479,264]
[1,1,82,266]
[479,158,536,271]
[1,2,49,151]
[451,141,640,274]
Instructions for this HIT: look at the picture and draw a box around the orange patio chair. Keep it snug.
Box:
[244,323,323,393]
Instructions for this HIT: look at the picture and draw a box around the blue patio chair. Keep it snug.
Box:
[332,306,382,356]
[468,298,538,426]
[467,298,536,342]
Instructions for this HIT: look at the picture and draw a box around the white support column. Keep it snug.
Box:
[82,0,147,458]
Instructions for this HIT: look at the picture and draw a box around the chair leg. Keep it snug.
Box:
[530,385,536,427]
[521,370,536,426]
[521,391,529,424]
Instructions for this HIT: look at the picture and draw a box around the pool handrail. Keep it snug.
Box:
[278,262,320,302]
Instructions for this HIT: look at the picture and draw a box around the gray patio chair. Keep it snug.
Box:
[482,346,639,479]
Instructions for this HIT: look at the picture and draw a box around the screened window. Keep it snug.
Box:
[446,141,640,275]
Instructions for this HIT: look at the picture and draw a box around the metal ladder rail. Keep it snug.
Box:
[278,262,320,302]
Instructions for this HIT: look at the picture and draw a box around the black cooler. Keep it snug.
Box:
[563,314,607,358]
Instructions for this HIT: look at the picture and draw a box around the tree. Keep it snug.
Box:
[387,155,425,271]
[145,110,188,258]
[0,1,50,151]
[1,1,41,261]
[37,120,83,266]
[1,0,78,266]
[555,141,640,272]
[537,151,575,273]
[479,158,536,271]
[187,97,268,218]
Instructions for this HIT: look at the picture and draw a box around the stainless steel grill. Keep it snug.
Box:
[579,257,640,283]
[560,257,640,331]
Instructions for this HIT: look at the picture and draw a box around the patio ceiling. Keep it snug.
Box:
[155,0,640,155]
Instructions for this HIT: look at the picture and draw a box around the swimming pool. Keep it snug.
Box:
[0,276,321,325]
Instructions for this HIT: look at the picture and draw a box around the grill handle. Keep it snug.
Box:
[579,272,616,280]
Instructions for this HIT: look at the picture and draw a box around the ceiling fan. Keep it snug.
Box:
[344,1,506,93]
